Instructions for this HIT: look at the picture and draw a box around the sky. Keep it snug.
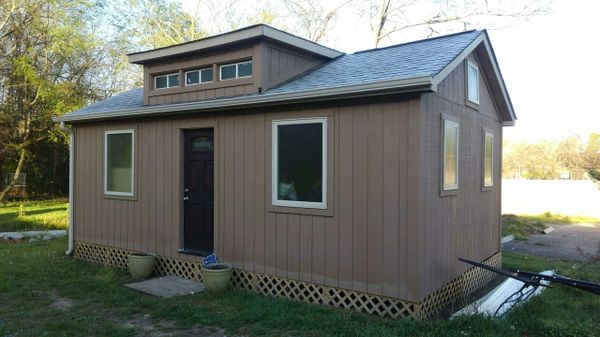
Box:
[182,0,600,143]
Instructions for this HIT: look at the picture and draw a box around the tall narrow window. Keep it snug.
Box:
[442,119,459,191]
[272,118,327,209]
[484,131,494,187]
[105,130,134,196]
[467,60,479,104]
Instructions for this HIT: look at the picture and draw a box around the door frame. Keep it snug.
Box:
[174,121,219,257]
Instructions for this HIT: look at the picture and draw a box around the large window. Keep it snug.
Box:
[220,61,252,80]
[484,131,494,187]
[105,130,134,196]
[185,67,213,86]
[154,73,179,89]
[442,119,459,191]
[272,118,327,209]
[467,60,479,104]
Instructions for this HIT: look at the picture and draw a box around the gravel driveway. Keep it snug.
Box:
[502,223,600,261]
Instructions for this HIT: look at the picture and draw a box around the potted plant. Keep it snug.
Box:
[127,252,156,280]
[201,263,233,291]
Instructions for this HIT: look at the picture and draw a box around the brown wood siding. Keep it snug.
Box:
[262,41,323,91]
[144,46,258,105]
[418,52,503,299]
[73,97,419,301]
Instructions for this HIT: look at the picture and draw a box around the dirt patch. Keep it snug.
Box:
[0,238,27,244]
[112,313,231,337]
[33,290,79,311]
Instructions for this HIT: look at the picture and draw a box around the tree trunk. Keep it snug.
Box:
[0,148,26,202]
[50,142,58,196]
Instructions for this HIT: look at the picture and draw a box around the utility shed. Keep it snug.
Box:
[55,24,516,319]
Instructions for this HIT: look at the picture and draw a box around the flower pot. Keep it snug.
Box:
[201,263,233,291]
[127,253,156,280]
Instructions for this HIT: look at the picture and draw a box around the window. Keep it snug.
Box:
[484,131,494,187]
[220,61,252,80]
[154,73,179,89]
[442,119,459,191]
[105,130,134,196]
[467,60,479,104]
[185,68,213,86]
[272,118,327,209]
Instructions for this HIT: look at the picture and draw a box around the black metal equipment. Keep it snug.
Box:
[459,257,600,315]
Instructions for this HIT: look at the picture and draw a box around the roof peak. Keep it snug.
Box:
[354,29,482,55]
[127,24,342,64]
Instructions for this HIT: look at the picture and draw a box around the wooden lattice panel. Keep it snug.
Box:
[73,241,499,320]
[419,252,502,319]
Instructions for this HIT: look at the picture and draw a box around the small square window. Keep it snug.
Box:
[154,73,179,89]
[220,64,237,80]
[220,61,252,80]
[201,68,213,82]
[272,118,327,209]
[238,62,252,77]
[186,68,213,86]
[467,61,479,104]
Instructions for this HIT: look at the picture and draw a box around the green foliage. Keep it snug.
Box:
[0,198,68,231]
[1,238,599,336]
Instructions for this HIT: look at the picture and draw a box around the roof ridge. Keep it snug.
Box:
[353,29,482,55]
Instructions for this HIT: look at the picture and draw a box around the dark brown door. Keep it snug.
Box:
[183,129,214,254]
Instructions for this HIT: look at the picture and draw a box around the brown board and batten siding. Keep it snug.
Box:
[73,97,422,301]
[418,52,502,298]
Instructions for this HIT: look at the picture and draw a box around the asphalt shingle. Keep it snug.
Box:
[63,30,482,118]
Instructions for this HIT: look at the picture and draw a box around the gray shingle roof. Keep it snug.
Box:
[267,30,482,94]
[63,30,482,118]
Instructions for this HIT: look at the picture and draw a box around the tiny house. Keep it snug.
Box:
[56,24,515,319]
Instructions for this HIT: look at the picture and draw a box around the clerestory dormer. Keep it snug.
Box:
[127,24,342,105]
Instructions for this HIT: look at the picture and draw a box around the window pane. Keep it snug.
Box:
[186,71,199,85]
[444,122,458,188]
[484,134,493,186]
[277,123,323,203]
[168,74,179,87]
[201,68,213,82]
[221,64,236,80]
[155,76,167,89]
[468,64,479,103]
[106,133,132,193]
[238,62,252,77]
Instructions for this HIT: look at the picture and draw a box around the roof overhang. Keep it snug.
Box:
[431,31,517,126]
[127,24,343,64]
[54,76,434,123]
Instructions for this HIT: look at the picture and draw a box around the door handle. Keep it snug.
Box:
[183,196,189,201]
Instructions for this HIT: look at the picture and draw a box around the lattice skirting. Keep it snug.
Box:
[73,241,500,320]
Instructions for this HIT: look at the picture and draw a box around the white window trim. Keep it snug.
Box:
[272,117,327,209]
[484,132,494,187]
[467,60,480,104]
[184,67,213,86]
[442,119,459,191]
[104,129,135,197]
[219,61,252,81]
[154,72,179,90]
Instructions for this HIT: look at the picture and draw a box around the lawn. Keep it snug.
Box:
[1,238,599,337]
[502,212,600,240]
[0,199,68,232]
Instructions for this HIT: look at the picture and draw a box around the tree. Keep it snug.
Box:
[581,133,600,181]
[283,0,351,43]
[367,0,552,47]
[0,0,107,201]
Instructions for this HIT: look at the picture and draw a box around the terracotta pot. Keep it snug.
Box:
[127,253,156,280]
[201,263,233,291]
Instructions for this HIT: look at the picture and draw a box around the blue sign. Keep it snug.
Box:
[202,254,219,267]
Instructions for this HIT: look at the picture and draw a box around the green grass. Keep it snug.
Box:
[0,199,68,232]
[1,238,599,337]
[502,212,600,240]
